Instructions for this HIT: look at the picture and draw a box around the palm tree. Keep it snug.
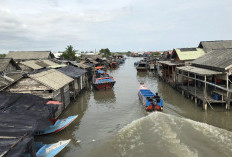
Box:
[61,45,77,61]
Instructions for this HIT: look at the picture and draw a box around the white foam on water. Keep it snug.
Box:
[115,112,232,157]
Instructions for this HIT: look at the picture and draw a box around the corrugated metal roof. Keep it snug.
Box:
[177,66,222,76]
[76,63,91,69]
[20,60,60,70]
[48,64,67,69]
[20,60,42,70]
[7,51,54,60]
[0,58,11,72]
[0,73,23,90]
[42,60,59,66]
[174,48,205,61]
[199,40,232,52]
[192,49,232,71]
[0,58,21,72]
[57,66,87,79]
[29,69,74,90]
[157,60,184,66]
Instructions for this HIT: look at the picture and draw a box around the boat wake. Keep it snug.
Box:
[112,112,232,157]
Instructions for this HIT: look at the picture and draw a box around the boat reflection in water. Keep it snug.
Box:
[93,89,116,104]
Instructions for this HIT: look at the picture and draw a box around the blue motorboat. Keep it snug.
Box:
[34,115,78,135]
[138,83,163,111]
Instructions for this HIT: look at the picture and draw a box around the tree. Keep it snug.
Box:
[0,54,6,58]
[60,45,78,61]
[126,51,131,56]
[99,48,111,57]
[151,52,161,56]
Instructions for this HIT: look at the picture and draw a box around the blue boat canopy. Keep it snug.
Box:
[139,89,155,97]
[98,70,104,74]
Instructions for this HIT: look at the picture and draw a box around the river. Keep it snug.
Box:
[38,57,232,157]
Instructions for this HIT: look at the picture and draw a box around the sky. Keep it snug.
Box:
[0,0,232,53]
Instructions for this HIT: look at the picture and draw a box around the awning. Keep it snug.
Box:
[176,66,223,76]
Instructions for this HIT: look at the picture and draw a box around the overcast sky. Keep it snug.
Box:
[0,0,231,53]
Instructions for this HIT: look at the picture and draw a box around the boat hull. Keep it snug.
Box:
[136,68,147,72]
[93,82,115,90]
[36,140,71,157]
[34,115,78,135]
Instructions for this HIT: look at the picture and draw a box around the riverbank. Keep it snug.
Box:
[37,57,232,157]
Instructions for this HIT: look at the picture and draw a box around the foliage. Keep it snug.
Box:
[151,52,161,56]
[99,48,111,57]
[126,51,131,56]
[0,54,6,58]
[60,45,78,61]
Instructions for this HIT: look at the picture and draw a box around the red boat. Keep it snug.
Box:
[92,67,116,90]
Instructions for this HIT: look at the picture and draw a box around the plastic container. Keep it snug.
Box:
[214,93,219,100]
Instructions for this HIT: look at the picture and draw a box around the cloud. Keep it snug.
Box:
[0,0,231,53]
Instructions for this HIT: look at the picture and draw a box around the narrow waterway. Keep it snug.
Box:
[38,57,232,157]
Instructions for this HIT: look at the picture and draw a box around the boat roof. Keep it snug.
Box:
[98,70,104,74]
[139,89,155,97]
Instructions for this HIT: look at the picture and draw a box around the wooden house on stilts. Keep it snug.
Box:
[157,48,205,85]
[5,69,74,108]
[176,48,232,110]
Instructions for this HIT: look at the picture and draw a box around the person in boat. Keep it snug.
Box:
[153,93,162,111]
[146,97,155,111]
[96,70,101,78]
[154,93,160,99]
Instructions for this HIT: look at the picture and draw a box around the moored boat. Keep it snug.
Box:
[34,115,78,135]
[92,67,116,90]
[138,83,163,111]
[110,61,117,69]
[136,62,148,72]
[35,139,71,157]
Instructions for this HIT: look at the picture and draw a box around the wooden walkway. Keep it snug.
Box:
[178,85,226,104]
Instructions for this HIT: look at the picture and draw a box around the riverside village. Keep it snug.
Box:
[1,40,232,157]
[1,1,232,157]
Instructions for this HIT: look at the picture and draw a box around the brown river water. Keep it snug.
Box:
[37,57,232,157]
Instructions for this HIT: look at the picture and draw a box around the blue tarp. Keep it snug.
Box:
[139,89,155,97]
[96,78,114,84]
[98,70,104,74]
[157,99,163,107]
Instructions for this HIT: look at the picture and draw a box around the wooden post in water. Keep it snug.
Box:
[194,74,197,104]
[168,65,170,83]
[226,73,230,110]
[203,75,207,111]
[175,69,178,87]
[163,64,165,80]
[227,92,231,110]
[226,73,229,98]
[172,66,175,86]
[182,70,184,87]
[181,70,184,95]
[187,72,189,98]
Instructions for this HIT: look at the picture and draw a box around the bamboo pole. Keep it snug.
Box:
[0,134,28,157]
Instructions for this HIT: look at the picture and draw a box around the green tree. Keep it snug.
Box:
[99,48,111,57]
[0,54,6,58]
[60,45,78,61]
[151,52,161,56]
